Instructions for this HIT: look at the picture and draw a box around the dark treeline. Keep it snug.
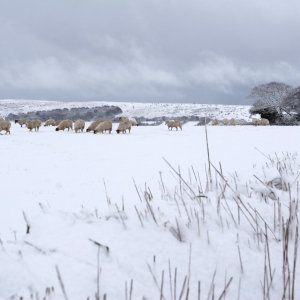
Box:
[6,106,123,122]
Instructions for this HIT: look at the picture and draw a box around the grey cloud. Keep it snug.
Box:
[0,0,299,104]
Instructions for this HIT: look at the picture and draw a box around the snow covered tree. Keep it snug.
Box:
[282,87,300,114]
[248,82,295,124]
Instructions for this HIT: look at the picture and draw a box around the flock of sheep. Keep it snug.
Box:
[210,117,270,126]
[0,117,139,135]
[0,116,270,135]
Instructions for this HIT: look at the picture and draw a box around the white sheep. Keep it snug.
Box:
[54,120,62,126]
[119,117,139,126]
[258,118,270,126]
[0,121,11,135]
[26,120,40,132]
[44,119,55,126]
[165,120,182,130]
[55,120,73,131]
[211,119,218,126]
[129,118,138,126]
[252,118,259,126]
[15,118,29,127]
[119,117,129,122]
[116,119,132,134]
[94,120,113,134]
[86,120,104,132]
[230,118,236,126]
[36,119,42,130]
[223,118,228,125]
[74,119,85,133]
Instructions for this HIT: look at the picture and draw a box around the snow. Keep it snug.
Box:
[0,119,299,299]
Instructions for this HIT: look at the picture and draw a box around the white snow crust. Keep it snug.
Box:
[0,114,299,299]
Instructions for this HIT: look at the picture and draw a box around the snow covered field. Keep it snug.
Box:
[0,122,299,299]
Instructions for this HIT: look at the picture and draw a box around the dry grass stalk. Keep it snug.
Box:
[264,224,273,284]
[132,177,143,202]
[178,276,187,300]
[115,203,126,229]
[96,247,101,300]
[237,277,241,300]
[160,271,165,300]
[168,260,173,300]
[55,265,69,300]
[174,192,182,216]
[134,205,144,227]
[206,269,217,300]
[24,241,47,254]
[129,279,133,300]
[217,277,232,300]
[103,179,111,205]
[175,217,183,242]
[159,171,166,194]
[187,244,192,294]
[174,268,177,300]
[204,117,212,189]
[237,245,243,274]
[22,211,30,234]
[163,158,197,198]
[291,226,298,300]
[147,264,166,300]
[207,231,210,245]
[180,195,191,223]
[144,195,158,225]
[223,200,237,227]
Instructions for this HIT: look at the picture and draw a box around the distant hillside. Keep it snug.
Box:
[0,99,253,121]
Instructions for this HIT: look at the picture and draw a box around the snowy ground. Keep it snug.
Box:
[0,99,253,121]
[0,122,299,299]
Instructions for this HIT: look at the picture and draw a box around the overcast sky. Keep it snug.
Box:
[0,0,299,104]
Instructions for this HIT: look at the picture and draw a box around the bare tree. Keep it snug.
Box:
[247,82,294,115]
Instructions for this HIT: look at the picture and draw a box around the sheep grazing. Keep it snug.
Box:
[54,120,62,126]
[55,120,73,131]
[26,120,40,132]
[211,119,218,126]
[119,117,138,126]
[74,119,85,133]
[119,117,129,122]
[165,120,182,131]
[86,120,104,132]
[116,118,132,134]
[36,119,42,130]
[230,118,236,126]
[15,118,29,127]
[252,118,259,126]
[258,118,270,126]
[129,118,138,126]
[0,121,11,135]
[94,119,113,134]
[223,118,228,125]
[44,119,55,126]
[252,118,269,126]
